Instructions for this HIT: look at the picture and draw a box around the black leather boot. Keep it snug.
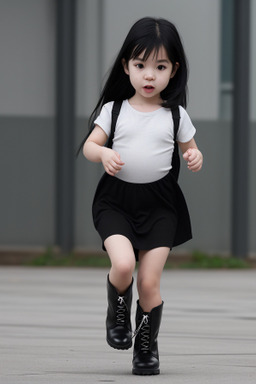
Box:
[106,275,133,350]
[132,300,163,375]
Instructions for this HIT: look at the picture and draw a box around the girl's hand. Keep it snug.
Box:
[183,148,203,172]
[83,126,125,176]
[101,147,125,176]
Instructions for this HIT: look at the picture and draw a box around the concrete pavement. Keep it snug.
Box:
[0,267,256,383]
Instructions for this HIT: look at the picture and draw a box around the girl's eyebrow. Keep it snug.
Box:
[133,57,146,61]
[156,59,169,63]
[134,57,170,63]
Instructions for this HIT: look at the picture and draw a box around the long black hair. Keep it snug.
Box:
[77,17,188,154]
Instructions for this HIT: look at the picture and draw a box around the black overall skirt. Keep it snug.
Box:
[92,170,192,260]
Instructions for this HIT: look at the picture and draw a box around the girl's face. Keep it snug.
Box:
[123,46,179,104]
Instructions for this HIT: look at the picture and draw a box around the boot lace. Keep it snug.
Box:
[133,314,150,351]
[116,296,128,324]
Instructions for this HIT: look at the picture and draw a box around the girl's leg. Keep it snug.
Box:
[104,235,136,350]
[132,247,170,375]
[137,247,170,312]
[104,234,136,293]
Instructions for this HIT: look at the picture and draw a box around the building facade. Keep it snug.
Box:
[0,0,255,256]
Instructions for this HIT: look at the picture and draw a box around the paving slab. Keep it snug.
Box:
[0,267,256,383]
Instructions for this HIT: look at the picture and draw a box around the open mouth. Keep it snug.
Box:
[144,85,155,93]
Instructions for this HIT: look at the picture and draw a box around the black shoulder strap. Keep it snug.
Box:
[171,106,180,141]
[170,106,181,181]
[107,100,123,148]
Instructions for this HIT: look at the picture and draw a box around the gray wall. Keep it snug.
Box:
[0,0,55,116]
[0,0,56,248]
[0,117,55,246]
[1,0,256,256]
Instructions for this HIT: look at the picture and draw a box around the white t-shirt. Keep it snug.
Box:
[94,100,196,183]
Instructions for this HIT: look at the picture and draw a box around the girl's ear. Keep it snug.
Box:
[122,58,129,75]
[170,62,180,78]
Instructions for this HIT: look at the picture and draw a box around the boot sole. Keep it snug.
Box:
[132,368,160,375]
[107,338,132,350]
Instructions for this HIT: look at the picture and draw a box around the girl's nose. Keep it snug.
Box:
[144,71,155,80]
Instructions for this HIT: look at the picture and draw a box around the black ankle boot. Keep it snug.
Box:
[132,300,163,375]
[106,275,133,350]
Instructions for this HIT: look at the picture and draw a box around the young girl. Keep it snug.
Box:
[80,17,203,375]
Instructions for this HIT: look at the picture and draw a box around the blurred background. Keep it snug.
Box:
[0,0,255,262]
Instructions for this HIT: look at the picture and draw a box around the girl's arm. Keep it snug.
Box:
[83,125,125,176]
[178,138,203,172]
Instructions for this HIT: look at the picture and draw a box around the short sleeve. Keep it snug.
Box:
[94,101,114,137]
[176,106,196,143]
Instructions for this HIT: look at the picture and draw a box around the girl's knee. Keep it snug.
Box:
[137,275,160,297]
[112,258,135,278]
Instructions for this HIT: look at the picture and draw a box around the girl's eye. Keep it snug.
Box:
[135,63,144,69]
[157,65,166,71]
